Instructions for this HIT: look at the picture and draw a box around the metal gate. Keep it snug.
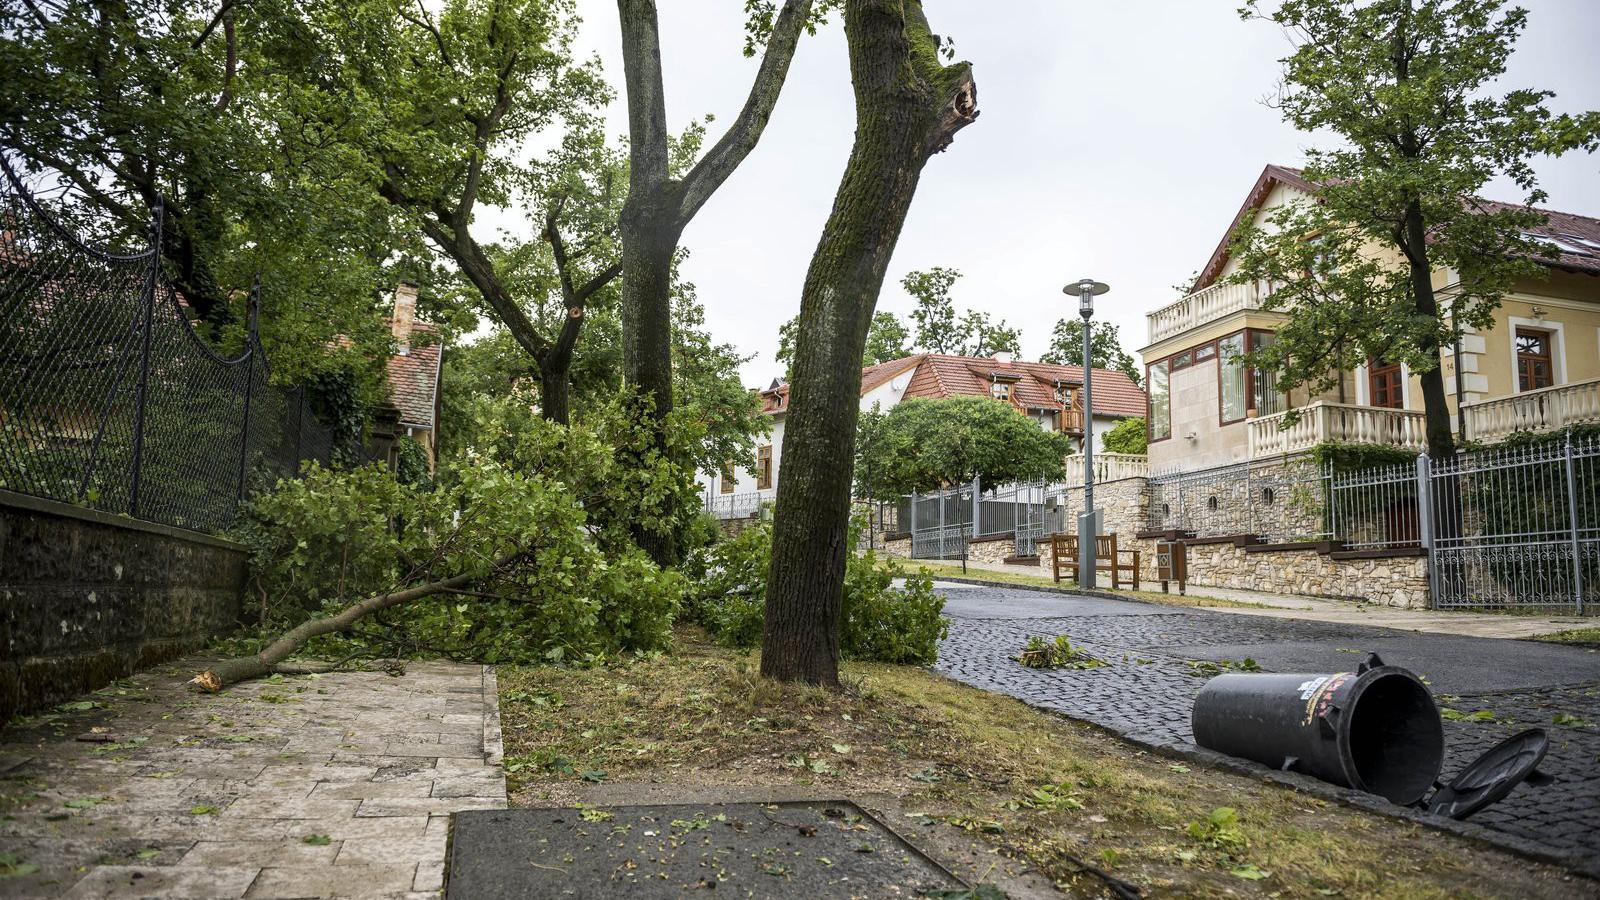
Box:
[1428,433,1597,614]
[910,483,974,559]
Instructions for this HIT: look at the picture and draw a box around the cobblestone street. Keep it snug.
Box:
[0,659,504,898]
[932,583,1600,869]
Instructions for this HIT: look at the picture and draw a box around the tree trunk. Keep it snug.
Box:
[617,212,681,563]
[539,358,571,426]
[615,0,816,566]
[762,0,977,686]
[1403,202,1456,461]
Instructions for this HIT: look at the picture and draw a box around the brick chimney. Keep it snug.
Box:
[391,282,418,353]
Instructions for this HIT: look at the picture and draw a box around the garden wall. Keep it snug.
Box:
[0,490,246,720]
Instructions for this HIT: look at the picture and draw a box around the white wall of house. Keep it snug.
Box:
[700,417,784,502]
[860,365,918,412]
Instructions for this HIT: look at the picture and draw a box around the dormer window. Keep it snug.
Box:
[990,381,1011,401]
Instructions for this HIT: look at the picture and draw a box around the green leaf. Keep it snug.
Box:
[302,834,332,846]
[190,805,221,816]
[1231,864,1270,881]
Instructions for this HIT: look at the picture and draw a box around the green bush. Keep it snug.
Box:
[236,392,693,665]
[687,519,949,665]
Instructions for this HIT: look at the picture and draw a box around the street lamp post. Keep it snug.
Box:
[1065,278,1110,588]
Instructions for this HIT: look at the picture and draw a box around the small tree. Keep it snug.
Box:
[863,312,914,365]
[1101,417,1147,455]
[860,398,1072,573]
[1040,319,1142,386]
[905,267,965,354]
[1232,0,1600,459]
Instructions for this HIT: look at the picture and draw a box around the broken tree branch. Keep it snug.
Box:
[190,553,520,691]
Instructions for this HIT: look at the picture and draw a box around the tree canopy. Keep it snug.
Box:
[856,398,1071,500]
[903,267,1019,357]
[1040,319,1142,386]
[1232,0,1600,457]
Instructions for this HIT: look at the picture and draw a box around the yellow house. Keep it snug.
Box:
[1140,164,1600,472]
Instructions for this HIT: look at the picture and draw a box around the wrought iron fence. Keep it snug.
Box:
[1430,434,1597,613]
[1327,461,1421,550]
[0,158,337,532]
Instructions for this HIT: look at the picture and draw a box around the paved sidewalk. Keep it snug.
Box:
[942,557,1592,638]
[0,658,505,898]
[930,581,1600,873]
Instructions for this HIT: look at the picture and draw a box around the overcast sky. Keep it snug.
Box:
[562,1,1600,386]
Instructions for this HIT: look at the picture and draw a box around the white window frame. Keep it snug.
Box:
[1507,316,1566,394]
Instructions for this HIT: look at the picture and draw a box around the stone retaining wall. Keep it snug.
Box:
[1124,535,1429,609]
[0,491,246,720]
[965,534,1014,567]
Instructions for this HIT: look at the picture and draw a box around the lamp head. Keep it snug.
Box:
[1065,279,1110,316]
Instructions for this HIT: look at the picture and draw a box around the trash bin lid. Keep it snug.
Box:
[1425,728,1549,820]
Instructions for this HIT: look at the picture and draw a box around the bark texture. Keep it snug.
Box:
[615,0,814,563]
[761,0,977,686]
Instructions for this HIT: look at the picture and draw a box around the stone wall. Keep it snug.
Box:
[1123,534,1429,609]
[881,535,912,559]
[965,533,1014,567]
[0,491,246,720]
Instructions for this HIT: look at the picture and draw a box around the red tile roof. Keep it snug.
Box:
[756,354,1146,420]
[1194,164,1600,290]
[386,323,442,428]
[897,354,1145,418]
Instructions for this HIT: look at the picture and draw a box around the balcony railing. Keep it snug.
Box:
[704,490,772,519]
[1248,401,1427,457]
[1463,377,1600,444]
[1146,279,1278,345]
[1062,452,1149,486]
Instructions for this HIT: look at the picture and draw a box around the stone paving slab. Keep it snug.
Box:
[0,658,505,898]
[931,583,1600,870]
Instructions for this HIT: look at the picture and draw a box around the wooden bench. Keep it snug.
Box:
[1049,533,1141,590]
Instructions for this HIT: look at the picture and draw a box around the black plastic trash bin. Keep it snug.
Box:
[1191,654,1444,805]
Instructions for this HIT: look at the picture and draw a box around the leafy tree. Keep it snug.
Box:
[615,0,836,565]
[0,0,400,381]
[858,398,1072,500]
[958,310,1022,358]
[765,0,977,686]
[1232,0,1600,458]
[863,311,914,365]
[1041,319,1142,386]
[289,0,621,424]
[904,267,964,353]
[1101,417,1148,455]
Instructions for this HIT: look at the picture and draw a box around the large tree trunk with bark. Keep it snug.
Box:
[615,0,816,565]
[761,0,977,686]
[1403,201,1456,461]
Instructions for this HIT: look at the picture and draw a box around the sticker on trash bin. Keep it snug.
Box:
[1301,673,1352,726]
[1297,677,1329,700]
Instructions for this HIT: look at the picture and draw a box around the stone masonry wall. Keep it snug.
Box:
[1033,474,1430,608]
[965,534,1014,567]
[0,491,246,720]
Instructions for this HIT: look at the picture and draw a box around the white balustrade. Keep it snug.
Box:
[1462,378,1600,444]
[1145,280,1278,345]
[1063,452,1149,486]
[1247,402,1428,457]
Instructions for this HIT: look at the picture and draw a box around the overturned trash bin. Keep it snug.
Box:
[1192,653,1554,817]
[1192,653,1443,805]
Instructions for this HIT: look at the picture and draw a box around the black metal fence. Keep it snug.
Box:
[0,159,336,532]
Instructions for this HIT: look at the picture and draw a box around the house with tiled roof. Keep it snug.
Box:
[1143,164,1600,473]
[703,352,1145,515]
[384,283,443,470]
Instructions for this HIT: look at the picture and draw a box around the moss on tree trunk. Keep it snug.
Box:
[762,0,977,686]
